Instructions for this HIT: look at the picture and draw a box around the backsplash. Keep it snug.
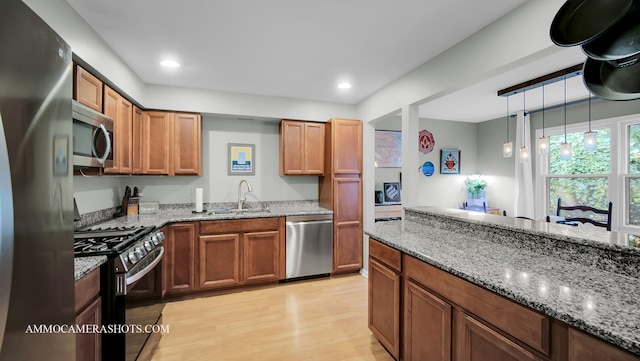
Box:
[74,200,322,229]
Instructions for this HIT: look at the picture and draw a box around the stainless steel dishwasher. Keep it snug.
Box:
[285,214,333,279]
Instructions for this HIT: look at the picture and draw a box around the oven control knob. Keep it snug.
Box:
[128,252,139,264]
[156,232,165,243]
[144,241,154,251]
[150,235,159,245]
[135,247,145,258]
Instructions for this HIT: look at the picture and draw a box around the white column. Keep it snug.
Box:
[401,105,419,207]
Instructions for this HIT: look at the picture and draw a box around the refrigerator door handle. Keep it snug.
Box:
[0,112,15,349]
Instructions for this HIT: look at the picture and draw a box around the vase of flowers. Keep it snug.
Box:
[465,175,487,200]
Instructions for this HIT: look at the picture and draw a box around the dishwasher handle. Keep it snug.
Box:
[286,219,333,227]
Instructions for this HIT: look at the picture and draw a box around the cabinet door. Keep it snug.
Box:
[404,280,451,361]
[455,310,542,361]
[74,66,103,112]
[280,120,305,175]
[369,258,400,360]
[76,297,101,361]
[103,86,132,174]
[242,231,279,283]
[198,234,240,289]
[172,112,201,175]
[568,328,640,361]
[132,106,143,174]
[333,177,362,273]
[304,122,325,175]
[142,111,171,175]
[164,223,196,294]
[331,118,362,174]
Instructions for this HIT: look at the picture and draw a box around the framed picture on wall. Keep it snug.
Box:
[440,149,460,174]
[383,182,401,203]
[375,130,402,168]
[228,143,255,175]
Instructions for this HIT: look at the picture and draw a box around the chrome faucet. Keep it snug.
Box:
[237,179,253,210]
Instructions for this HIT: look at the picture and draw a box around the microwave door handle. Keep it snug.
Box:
[92,123,111,165]
[0,113,14,349]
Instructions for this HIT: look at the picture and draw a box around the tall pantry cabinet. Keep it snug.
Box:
[319,118,363,274]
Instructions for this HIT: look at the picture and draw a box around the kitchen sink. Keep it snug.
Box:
[207,208,270,214]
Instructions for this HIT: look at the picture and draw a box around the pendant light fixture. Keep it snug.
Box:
[503,96,513,157]
[537,84,549,154]
[519,90,530,163]
[560,77,572,161]
[583,93,597,150]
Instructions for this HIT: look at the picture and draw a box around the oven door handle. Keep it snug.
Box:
[126,246,164,287]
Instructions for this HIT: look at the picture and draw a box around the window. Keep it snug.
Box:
[547,128,610,215]
[626,123,640,226]
[537,114,640,232]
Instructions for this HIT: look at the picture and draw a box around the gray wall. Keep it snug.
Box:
[73,116,320,214]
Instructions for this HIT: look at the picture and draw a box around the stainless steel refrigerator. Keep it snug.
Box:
[0,0,75,359]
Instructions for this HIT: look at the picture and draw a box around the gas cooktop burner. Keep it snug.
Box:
[74,226,156,256]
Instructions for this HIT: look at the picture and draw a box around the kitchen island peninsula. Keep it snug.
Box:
[365,206,640,361]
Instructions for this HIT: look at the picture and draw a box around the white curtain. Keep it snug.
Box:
[514,110,535,218]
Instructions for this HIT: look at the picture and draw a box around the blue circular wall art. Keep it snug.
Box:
[421,161,435,176]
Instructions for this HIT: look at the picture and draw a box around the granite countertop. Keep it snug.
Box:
[74,256,107,281]
[74,201,332,278]
[365,210,640,356]
[85,203,332,230]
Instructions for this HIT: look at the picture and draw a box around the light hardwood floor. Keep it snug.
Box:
[150,275,395,361]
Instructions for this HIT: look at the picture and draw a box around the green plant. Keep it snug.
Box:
[465,176,487,198]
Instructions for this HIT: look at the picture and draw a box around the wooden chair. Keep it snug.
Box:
[555,198,613,231]
[463,201,487,213]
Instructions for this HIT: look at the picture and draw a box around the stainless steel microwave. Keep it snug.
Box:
[72,100,113,168]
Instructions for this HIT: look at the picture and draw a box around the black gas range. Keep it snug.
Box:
[74,226,165,361]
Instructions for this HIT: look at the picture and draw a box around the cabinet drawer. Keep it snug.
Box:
[369,238,401,272]
[200,217,279,235]
[404,254,549,355]
[75,267,100,314]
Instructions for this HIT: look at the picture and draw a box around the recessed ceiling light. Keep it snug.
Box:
[160,59,180,68]
[338,82,352,89]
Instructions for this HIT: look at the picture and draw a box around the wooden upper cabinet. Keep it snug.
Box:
[280,120,325,175]
[172,112,202,176]
[103,86,132,174]
[330,118,362,174]
[141,111,171,175]
[132,106,144,174]
[74,65,103,112]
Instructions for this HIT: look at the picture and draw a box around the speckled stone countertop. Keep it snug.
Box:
[74,256,107,281]
[74,200,332,277]
[365,206,640,356]
[82,201,332,230]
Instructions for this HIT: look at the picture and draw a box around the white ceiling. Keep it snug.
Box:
[65,0,589,123]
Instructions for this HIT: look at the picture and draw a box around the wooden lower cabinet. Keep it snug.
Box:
[164,222,197,295]
[455,311,542,361]
[242,231,280,283]
[75,267,101,361]
[164,218,283,298]
[368,238,640,361]
[332,177,362,274]
[404,280,451,361]
[568,328,640,361]
[198,233,240,289]
[368,258,401,359]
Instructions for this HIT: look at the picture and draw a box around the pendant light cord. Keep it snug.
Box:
[523,91,526,146]
[506,96,509,142]
[563,77,567,143]
[588,92,592,132]
[542,85,545,137]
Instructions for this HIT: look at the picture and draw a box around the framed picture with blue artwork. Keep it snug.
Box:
[440,149,460,174]
[228,143,255,175]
